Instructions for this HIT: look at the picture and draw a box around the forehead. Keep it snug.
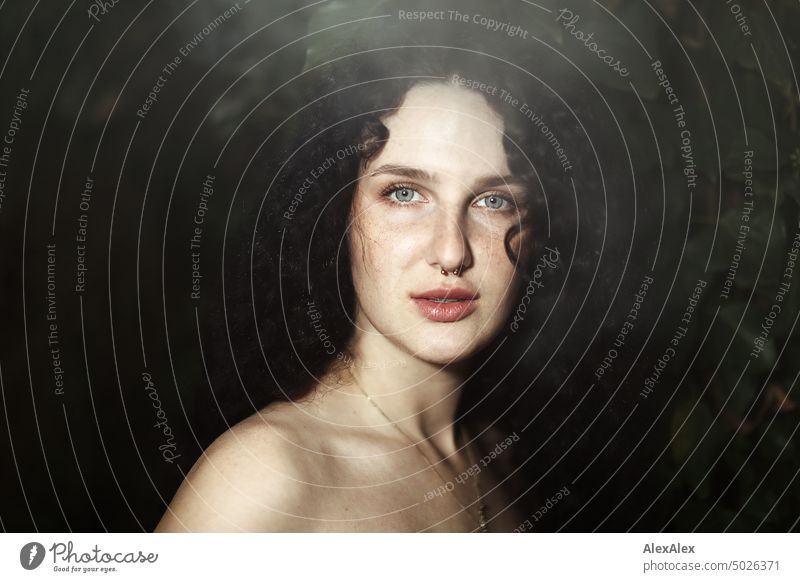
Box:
[364,82,511,179]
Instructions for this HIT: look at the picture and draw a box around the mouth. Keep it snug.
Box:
[411,287,479,322]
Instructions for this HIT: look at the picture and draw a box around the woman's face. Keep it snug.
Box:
[348,81,531,364]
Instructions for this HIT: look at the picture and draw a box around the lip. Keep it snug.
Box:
[411,287,479,322]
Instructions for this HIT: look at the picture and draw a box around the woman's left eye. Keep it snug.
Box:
[474,194,512,210]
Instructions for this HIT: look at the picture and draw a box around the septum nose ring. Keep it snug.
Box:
[440,267,461,276]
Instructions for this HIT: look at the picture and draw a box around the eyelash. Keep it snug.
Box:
[379,182,516,211]
[379,182,424,205]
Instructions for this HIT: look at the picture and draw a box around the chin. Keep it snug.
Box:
[407,324,496,365]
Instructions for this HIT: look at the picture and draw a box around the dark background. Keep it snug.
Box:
[0,0,798,532]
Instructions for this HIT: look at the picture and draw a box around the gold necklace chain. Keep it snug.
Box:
[353,382,489,532]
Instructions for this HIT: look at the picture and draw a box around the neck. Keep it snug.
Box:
[338,323,469,458]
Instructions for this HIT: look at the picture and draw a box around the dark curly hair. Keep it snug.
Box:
[205,11,644,525]
[251,48,579,396]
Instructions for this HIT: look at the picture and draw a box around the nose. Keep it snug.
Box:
[426,206,473,275]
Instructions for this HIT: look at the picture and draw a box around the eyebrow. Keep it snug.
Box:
[367,163,523,191]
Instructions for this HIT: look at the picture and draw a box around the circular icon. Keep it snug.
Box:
[20,542,46,570]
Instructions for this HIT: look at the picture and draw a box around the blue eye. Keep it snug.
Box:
[385,186,424,204]
[475,194,512,210]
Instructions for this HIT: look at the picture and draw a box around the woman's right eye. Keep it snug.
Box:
[384,186,424,204]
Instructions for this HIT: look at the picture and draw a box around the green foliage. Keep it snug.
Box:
[648,0,800,531]
[289,0,800,530]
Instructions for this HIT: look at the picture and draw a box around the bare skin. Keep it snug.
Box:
[156,81,531,533]
[156,381,525,532]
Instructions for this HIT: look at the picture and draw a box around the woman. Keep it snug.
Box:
[155,43,582,532]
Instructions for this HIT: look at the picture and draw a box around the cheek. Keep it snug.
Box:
[473,222,518,269]
[349,205,421,287]
[505,224,533,267]
[474,224,529,302]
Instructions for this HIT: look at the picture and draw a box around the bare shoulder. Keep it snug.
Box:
[154,401,326,532]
